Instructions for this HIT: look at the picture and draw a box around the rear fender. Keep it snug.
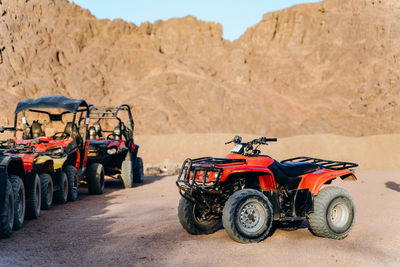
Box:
[299,169,357,195]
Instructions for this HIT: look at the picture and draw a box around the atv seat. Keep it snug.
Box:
[275,161,318,177]
[64,122,83,146]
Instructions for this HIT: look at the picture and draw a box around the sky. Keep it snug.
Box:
[72,0,321,41]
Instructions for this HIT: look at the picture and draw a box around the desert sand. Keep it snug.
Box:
[0,134,399,266]
[0,169,399,267]
[135,133,400,170]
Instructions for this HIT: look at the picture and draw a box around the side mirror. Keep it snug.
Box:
[233,136,242,143]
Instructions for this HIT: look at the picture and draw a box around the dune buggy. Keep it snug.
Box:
[176,136,358,243]
[86,105,143,188]
[10,95,106,199]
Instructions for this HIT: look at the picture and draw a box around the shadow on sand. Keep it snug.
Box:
[104,175,170,189]
[385,181,400,192]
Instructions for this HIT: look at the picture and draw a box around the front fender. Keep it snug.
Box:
[220,166,277,190]
[299,169,357,195]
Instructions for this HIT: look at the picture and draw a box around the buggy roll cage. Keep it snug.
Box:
[12,95,90,139]
[88,104,134,137]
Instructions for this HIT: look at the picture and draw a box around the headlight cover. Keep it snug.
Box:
[107,147,118,155]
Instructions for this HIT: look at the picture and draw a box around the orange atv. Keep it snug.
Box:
[11,95,105,199]
[176,136,358,243]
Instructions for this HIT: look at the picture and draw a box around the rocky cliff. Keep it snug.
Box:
[0,0,399,136]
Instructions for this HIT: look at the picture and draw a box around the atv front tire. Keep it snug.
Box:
[64,165,79,201]
[178,197,220,235]
[307,186,355,239]
[87,163,105,194]
[39,173,53,210]
[10,175,25,230]
[222,189,273,243]
[0,180,14,238]
[54,172,68,204]
[121,155,144,188]
[26,174,41,219]
[132,157,144,184]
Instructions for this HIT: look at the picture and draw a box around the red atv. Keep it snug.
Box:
[176,136,358,243]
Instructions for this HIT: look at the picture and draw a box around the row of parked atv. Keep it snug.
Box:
[0,95,143,238]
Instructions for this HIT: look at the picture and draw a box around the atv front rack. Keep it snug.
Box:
[176,157,246,193]
[281,157,358,170]
[0,141,36,154]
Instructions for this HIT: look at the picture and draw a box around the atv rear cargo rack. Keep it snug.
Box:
[176,157,246,193]
[281,157,358,170]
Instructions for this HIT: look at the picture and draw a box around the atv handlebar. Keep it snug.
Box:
[225,135,242,145]
[226,136,277,145]
[251,137,277,145]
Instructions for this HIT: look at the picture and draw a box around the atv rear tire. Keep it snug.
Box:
[26,174,41,219]
[64,165,79,201]
[178,197,220,235]
[222,189,273,243]
[54,172,68,204]
[39,173,53,210]
[307,186,355,239]
[0,180,14,238]
[10,175,25,230]
[87,163,104,195]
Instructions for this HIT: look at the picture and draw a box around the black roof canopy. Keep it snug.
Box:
[15,95,88,113]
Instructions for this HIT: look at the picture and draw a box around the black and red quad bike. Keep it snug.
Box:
[11,95,106,198]
[176,136,358,243]
[86,105,143,188]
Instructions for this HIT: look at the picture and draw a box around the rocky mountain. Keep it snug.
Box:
[0,0,399,136]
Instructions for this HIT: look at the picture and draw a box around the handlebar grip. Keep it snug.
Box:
[265,138,277,142]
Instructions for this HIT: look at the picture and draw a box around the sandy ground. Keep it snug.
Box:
[0,170,399,267]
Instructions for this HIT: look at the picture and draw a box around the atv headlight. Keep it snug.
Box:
[46,146,64,156]
[107,147,118,155]
[214,172,219,179]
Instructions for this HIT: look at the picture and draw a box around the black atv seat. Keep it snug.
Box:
[275,161,318,177]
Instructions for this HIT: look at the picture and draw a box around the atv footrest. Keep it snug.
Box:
[281,157,358,170]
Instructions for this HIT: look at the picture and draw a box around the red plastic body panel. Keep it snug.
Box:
[299,169,357,195]
[13,136,75,152]
[190,152,357,194]
[195,153,277,190]
[19,153,36,172]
